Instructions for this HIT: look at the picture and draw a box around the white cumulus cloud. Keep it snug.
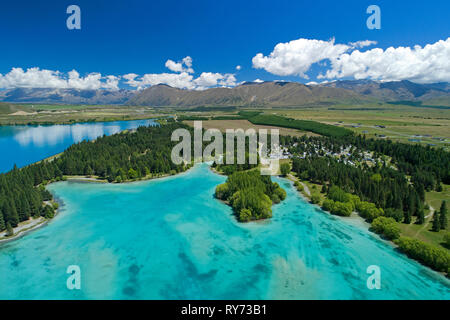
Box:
[165,56,194,74]
[138,72,195,90]
[349,40,377,48]
[252,38,350,78]
[0,67,120,90]
[123,58,237,90]
[321,38,450,83]
[253,37,450,83]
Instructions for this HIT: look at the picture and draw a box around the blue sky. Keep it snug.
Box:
[0,0,449,90]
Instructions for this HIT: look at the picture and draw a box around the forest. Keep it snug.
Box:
[244,113,353,138]
[287,133,450,275]
[0,123,191,232]
[215,170,286,222]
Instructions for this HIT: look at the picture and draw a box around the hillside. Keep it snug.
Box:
[127,81,371,107]
[0,102,28,115]
[0,80,449,108]
[319,80,450,104]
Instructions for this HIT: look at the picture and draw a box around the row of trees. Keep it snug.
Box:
[286,133,450,275]
[394,237,450,274]
[246,114,353,138]
[292,157,422,223]
[0,123,191,232]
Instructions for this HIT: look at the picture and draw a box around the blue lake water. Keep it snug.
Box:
[0,119,157,173]
[0,163,448,299]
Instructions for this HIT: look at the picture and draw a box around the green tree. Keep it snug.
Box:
[384,208,403,222]
[274,187,286,201]
[370,173,382,183]
[444,232,450,249]
[432,211,441,232]
[42,205,55,219]
[417,208,425,225]
[394,237,450,274]
[280,163,290,176]
[128,168,139,180]
[239,208,252,222]
[331,201,353,217]
[322,199,335,212]
[215,183,229,200]
[371,216,401,240]
[311,194,321,205]
[404,209,412,224]
[84,164,94,176]
[6,222,13,237]
[0,211,5,231]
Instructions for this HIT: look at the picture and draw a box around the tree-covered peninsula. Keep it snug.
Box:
[0,123,191,232]
[215,170,286,222]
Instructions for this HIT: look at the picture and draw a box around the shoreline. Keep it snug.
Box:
[0,195,66,245]
[281,174,450,278]
[0,217,50,245]
[0,115,164,127]
[0,165,195,244]
[2,163,449,281]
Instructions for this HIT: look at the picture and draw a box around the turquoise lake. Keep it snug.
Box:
[0,163,449,299]
[0,119,157,173]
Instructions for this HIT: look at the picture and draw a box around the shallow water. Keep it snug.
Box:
[0,164,449,299]
[0,119,157,172]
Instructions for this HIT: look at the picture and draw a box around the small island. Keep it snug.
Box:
[215,170,286,222]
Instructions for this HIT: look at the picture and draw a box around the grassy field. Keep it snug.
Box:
[426,184,450,211]
[269,104,450,148]
[2,102,449,138]
[0,103,164,125]
[183,119,319,137]
[2,102,450,149]
[396,215,448,249]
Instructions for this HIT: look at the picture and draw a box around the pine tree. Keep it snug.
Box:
[5,200,19,227]
[432,211,441,232]
[404,209,411,224]
[439,200,447,230]
[417,208,425,225]
[6,222,13,237]
[0,211,5,231]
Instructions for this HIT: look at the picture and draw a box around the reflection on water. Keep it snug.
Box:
[0,119,157,172]
[13,124,122,147]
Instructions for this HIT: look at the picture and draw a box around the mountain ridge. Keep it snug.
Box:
[127,81,371,107]
[0,80,448,107]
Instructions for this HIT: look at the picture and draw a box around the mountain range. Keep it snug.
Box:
[319,80,450,103]
[0,80,449,107]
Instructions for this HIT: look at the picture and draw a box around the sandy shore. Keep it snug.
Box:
[0,166,195,244]
[0,217,47,244]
